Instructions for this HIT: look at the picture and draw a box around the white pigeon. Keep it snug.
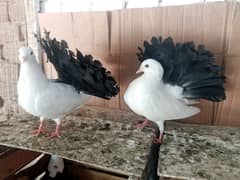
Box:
[17,33,119,138]
[17,47,90,137]
[34,154,64,179]
[124,37,225,143]
[47,155,64,178]
[124,59,200,143]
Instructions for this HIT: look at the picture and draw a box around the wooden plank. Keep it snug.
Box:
[215,57,240,126]
[202,2,227,54]
[0,149,40,179]
[14,154,50,180]
[162,6,183,41]
[120,9,144,55]
[0,145,10,153]
[182,3,204,45]
[64,160,128,180]
[69,168,128,180]
[142,8,163,41]
[0,146,16,158]
[161,178,182,180]
[111,10,120,56]
[227,3,240,56]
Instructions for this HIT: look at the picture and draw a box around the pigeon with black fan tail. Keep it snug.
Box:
[124,37,225,144]
[17,32,119,138]
[40,31,119,100]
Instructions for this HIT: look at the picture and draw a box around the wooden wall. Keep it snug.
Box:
[38,2,240,126]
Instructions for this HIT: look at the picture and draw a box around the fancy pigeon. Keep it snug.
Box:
[124,37,226,144]
[42,155,65,179]
[17,32,119,138]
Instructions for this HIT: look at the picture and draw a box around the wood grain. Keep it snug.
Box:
[0,149,40,179]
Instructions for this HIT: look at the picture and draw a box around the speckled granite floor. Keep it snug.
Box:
[160,123,240,180]
[0,109,153,178]
[0,107,240,180]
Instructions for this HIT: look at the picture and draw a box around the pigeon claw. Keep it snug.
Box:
[152,133,164,144]
[48,124,61,138]
[32,129,46,136]
[32,122,46,136]
[48,131,61,138]
[153,136,162,144]
[135,119,150,129]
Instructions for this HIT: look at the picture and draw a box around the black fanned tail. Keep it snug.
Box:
[137,36,226,102]
[40,31,119,100]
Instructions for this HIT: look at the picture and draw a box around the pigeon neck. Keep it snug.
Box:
[142,73,163,84]
[19,60,48,89]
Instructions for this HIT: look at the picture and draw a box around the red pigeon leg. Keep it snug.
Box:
[153,132,164,144]
[48,123,61,138]
[135,119,149,129]
[135,119,155,129]
[33,117,46,136]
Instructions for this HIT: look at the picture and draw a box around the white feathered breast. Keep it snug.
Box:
[124,73,200,122]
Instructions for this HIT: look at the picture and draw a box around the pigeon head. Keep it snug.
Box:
[18,47,35,64]
[47,155,64,178]
[137,59,164,80]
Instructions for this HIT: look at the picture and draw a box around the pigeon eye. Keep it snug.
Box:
[30,51,33,55]
[145,64,149,68]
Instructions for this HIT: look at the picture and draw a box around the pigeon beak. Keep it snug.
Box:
[136,68,143,74]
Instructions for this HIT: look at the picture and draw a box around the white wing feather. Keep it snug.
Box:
[34,82,90,119]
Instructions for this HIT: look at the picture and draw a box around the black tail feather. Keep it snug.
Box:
[40,31,120,99]
[137,36,226,102]
[183,78,225,90]
[183,87,226,102]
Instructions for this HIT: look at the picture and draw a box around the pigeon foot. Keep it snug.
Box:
[48,124,61,138]
[48,131,61,138]
[135,119,152,129]
[153,132,164,144]
[33,120,46,136]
